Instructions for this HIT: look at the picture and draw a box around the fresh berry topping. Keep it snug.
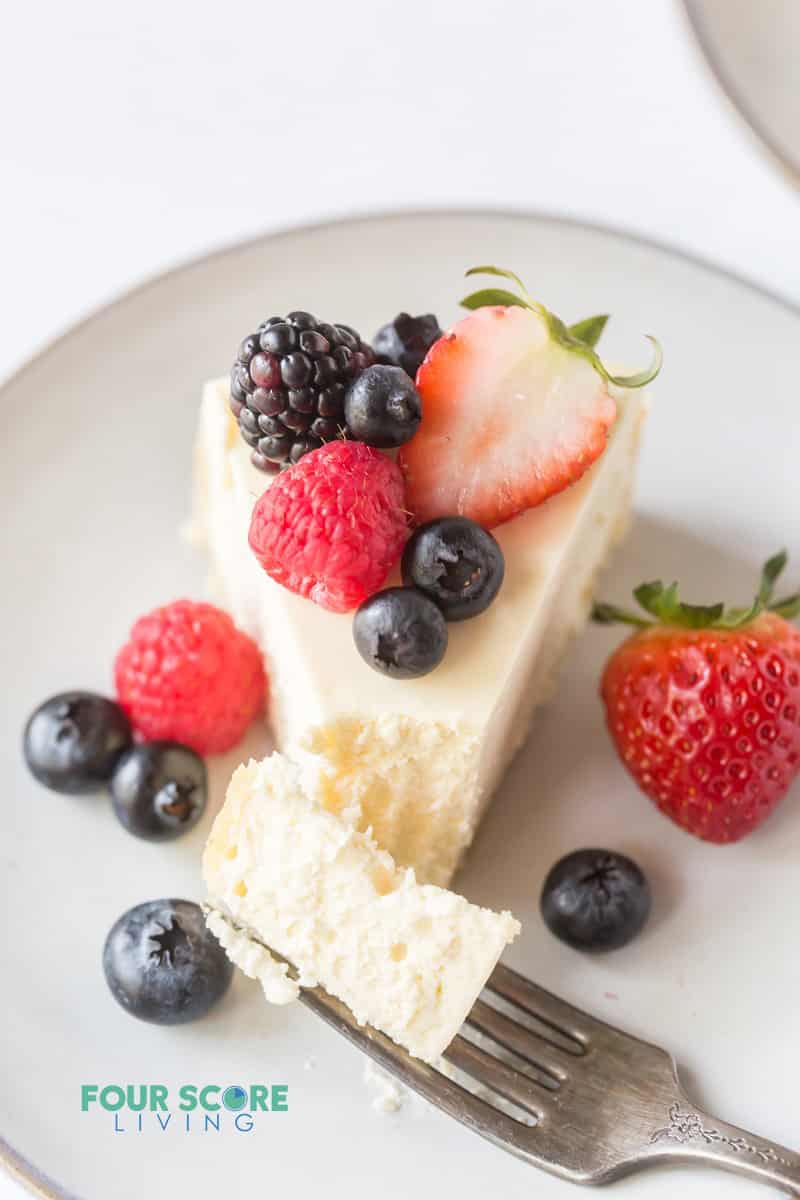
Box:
[344,365,422,448]
[399,265,660,529]
[401,516,504,622]
[23,692,132,795]
[249,441,408,613]
[594,552,800,843]
[540,850,651,952]
[103,899,233,1024]
[230,312,376,469]
[114,600,266,755]
[353,587,448,678]
[400,305,616,528]
[373,312,442,378]
[110,742,207,841]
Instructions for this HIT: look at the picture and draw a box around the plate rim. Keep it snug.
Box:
[681,0,800,189]
[0,1135,80,1200]
[3,204,799,1200]
[1,204,798,402]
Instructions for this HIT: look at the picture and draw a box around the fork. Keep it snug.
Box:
[300,961,800,1194]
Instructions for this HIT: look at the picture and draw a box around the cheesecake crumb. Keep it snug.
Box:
[362,1060,407,1114]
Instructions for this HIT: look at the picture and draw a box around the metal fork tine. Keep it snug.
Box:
[210,916,800,1191]
[300,984,540,1154]
[467,998,567,1084]
[444,1034,549,1118]
[488,963,597,1046]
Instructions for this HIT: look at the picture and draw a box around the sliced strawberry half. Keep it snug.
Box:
[398,267,660,530]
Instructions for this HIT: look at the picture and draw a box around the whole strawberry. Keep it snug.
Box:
[595,552,800,843]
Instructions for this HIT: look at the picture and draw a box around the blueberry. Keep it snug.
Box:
[353,587,447,678]
[401,517,504,621]
[23,691,132,795]
[344,365,422,449]
[540,850,651,953]
[110,742,207,841]
[373,312,442,378]
[103,899,233,1025]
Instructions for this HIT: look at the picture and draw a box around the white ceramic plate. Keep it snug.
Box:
[2,212,799,1200]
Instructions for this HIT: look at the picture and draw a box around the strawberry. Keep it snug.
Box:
[595,552,800,843]
[398,266,661,529]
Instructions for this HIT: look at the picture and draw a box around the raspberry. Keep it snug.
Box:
[114,601,266,755]
[248,441,408,613]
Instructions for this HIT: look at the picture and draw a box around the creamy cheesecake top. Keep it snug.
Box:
[199,377,647,739]
[196,377,647,885]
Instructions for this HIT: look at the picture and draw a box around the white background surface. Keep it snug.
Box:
[1,0,799,388]
[1,3,799,1199]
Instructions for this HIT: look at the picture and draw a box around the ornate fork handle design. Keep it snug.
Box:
[648,1101,800,1193]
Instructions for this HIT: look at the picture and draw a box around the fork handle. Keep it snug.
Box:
[648,1100,800,1195]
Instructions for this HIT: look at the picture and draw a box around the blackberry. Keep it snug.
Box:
[230,313,376,469]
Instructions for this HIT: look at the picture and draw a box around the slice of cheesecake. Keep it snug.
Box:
[203,753,520,1063]
[193,377,647,887]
